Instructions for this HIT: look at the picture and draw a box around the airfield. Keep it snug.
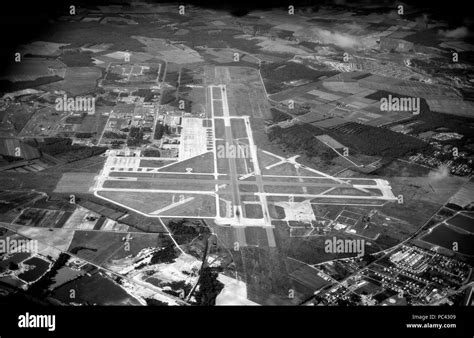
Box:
[94,66,398,228]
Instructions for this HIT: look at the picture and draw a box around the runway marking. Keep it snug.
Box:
[94,80,397,228]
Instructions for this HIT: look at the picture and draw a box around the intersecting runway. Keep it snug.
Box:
[94,82,398,227]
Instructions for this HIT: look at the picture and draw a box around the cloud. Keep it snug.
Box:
[438,27,470,39]
[428,165,450,181]
[312,28,361,49]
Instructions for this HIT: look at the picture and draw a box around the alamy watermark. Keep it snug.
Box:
[55,94,95,114]
[325,236,365,257]
[18,312,55,332]
[380,95,420,115]
[217,142,254,159]
[0,237,38,254]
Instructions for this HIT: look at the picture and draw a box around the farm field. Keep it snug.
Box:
[67,230,170,265]
[1,3,472,308]
[41,67,102,95]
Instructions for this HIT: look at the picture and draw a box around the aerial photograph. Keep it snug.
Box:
[0,0,472,334]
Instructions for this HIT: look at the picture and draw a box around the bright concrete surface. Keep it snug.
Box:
[215,274,259,306]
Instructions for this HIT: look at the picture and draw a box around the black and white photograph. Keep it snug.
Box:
[0,0,472,335]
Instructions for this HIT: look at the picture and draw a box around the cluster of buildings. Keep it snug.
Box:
[409,148,472,176]
[312,244,471,306]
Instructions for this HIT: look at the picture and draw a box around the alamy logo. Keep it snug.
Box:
[55,94,95,113]
[325,237,365,257]
[380,95,420,115]
[217,142,253,159]
[18,312,55,331]
[0,237,38,254]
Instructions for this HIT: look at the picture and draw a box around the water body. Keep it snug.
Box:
[422,224,474,256]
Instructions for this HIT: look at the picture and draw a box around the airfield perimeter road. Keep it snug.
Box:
[94,74,397,223]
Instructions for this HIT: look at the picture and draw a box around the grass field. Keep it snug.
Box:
[325,187,373,196]
[161,194,216,217]
[67,230,170,265]
[41,67,102,95]
[216,143,230,174]
[102,179,215,191]
[97,191,176,214]
[97,190,216,217]
[226,67,270,119]
[257,150,281,168]
[230,118,248,139]
[214,118,225,139]
[54,172,97,193]
[243,204,263,219]
[20,41,67,56]
[212,101,223,116]
[109,172,213,180]
[244,227,269,246]
[212,85,222,100]
[51,272,141,305]
[133,36,203,64]
[380,176,467,228]
[11,226,76,252]
[44,156,104,174]
[218,195,233,218]
[185,86,206,115]
[0,172,62,193]
[139,159,176,168]
[235,156,254,175]
[349,221,381,240]
[263,184,305,194]
[238,184,259,193]
[1,58,65,82]
[268,204,286,219]
[261,162,299,176]
[157,152,214,173]
[77,114,109,135]
[240,246,302,305]
[289,264,331,291]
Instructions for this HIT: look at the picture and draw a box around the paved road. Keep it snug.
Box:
[0,221,189,306]
[105,176,375,190]
[220,85,242,218]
